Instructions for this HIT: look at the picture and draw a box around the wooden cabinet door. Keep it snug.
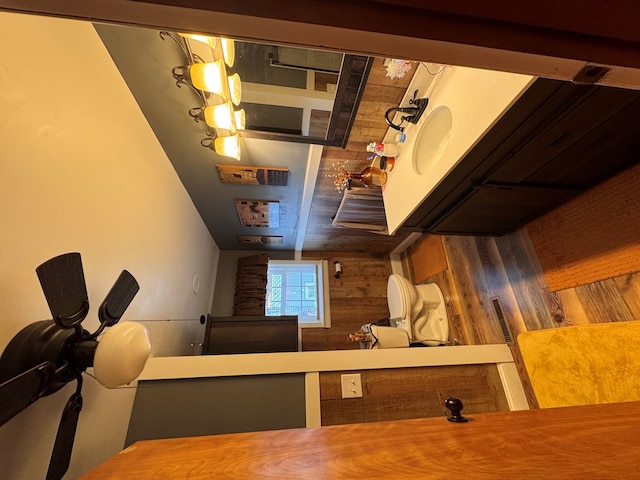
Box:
[427,183,577,235]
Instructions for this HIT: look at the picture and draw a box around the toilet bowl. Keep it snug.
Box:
[383,274,449,347]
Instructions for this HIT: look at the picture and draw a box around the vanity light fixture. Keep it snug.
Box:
[189,101,240,135]
[184,59,230,99]
[162,30,244,161]
[178,32,217,49]
[234,109,246,130]
[214,134,241,161]
[220,37,235,67]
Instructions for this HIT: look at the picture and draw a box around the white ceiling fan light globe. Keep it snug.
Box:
[93,321,151,388]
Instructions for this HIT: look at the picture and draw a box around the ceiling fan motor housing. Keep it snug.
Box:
[0,320,83,396]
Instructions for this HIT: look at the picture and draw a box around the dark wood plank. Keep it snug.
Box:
[573,279,636,323]
[319,365,509,426]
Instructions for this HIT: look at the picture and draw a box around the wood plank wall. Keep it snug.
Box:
[302,58,415,253]
[320,365,509,426]
[301,252,391,351]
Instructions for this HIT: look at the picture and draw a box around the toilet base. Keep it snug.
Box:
[412,283,449,346]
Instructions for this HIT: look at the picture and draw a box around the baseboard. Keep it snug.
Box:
[497,362,530,411]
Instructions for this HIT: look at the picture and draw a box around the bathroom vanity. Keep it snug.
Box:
[384,63,640,236]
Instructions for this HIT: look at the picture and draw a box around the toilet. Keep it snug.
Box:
[367,274,449,348]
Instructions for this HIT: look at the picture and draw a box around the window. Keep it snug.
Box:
[265,260,331,328]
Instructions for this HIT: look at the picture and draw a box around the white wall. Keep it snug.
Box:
[0,12,219,479]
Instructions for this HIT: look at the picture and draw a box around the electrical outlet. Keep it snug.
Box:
[341,373,363,398]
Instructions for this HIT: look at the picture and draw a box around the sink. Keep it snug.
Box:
[412,106,453,175]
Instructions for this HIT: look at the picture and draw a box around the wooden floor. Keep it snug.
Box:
[407,228,640,408]
[406,229,561,408]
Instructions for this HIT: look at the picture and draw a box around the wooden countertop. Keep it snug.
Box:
[82,402,640,479]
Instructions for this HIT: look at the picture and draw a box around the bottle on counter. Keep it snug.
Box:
[366,142,399,157]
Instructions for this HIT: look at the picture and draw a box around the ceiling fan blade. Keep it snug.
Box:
[36,253,89,329]
[98,270,139,327]
[46,388,83,480]
[0,362,55,427]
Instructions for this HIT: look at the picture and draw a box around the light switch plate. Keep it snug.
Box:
[341,373,363,398]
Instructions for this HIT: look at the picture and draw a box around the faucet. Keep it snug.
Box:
[385,90,429,132]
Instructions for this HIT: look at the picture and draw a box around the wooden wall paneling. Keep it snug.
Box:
[301,328,361,351]
[427,271,467,345]
[302,58,414,254]
[364,59,418,87]
[309,109,331,138]
[301,253,392,350]
[314,72,338,92]
[427,259,476,346]
[319,365,509,427]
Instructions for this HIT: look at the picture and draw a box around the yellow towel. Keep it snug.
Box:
[518,321,640,408]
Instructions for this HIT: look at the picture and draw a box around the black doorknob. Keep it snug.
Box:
[444,397,468,423]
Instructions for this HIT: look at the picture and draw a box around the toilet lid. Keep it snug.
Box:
[387,275,408,318]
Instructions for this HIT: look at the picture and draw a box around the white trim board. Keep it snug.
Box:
[305,372,322,428]
[497,362,530,411]
[295,144,323,259]
[141,344,514,380]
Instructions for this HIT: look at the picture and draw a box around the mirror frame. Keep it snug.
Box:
[237,54,374,147]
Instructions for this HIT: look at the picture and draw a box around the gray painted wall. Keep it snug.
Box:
[126,375,306,446]
[95,23,311,251]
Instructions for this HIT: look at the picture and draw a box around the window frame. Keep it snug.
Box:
[265,259,331,328]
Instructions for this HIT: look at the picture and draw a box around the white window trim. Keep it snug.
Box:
[267,259,331,328]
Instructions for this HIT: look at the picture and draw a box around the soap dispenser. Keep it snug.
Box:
[367,142,399,157]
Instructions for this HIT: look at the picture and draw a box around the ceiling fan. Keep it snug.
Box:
[0,252,151,480]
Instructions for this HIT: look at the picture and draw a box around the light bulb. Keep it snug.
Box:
[227,73,242,105]
[214,134,241,161]
[93,321,151,388]
[234,109,246,131]
[203,101,236,134]
[220,38,235,67]
[178,32,216,49]
[189,60,229,99]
